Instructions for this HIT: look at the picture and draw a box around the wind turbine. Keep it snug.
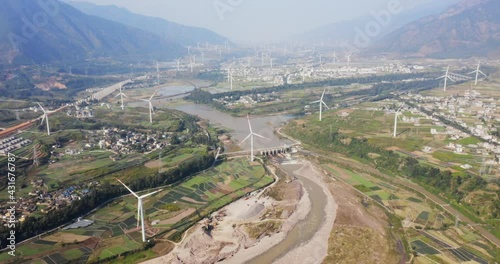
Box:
[114,84,128,110]
[116,179,162,242]
[189,57,194,73]
[346,53,353,67]
[393,106,403,138]
[299,65,306,82]
[469,60,486,86]
[229,68,235,90]
[227,62,235,83]
[141,91,157,124]
[37,103,51,136]
[311,89,329,121]
[437,65,454,91]
[241,115,268,162]
[175,58,181,71]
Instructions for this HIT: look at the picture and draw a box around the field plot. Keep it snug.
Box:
[323,163,499,263]
[0,159,273,264]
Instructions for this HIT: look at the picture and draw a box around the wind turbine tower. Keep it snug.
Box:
[37,103,51,136]
[114,85,128,110]
[437,65,454,91]
[229,68,235,90]
[346,53,353,67]
[393,107,403,138]
[241,115,268,162]
[469,60,486,86]
[141,91,157,124]
[116,179,162,242]
[311,89,329,121]
[175,58,181,71]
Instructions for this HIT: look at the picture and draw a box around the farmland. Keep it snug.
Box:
[321,162,499,263]
[0,158,273,263]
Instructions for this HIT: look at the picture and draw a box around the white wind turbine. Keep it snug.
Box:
[229,68,235,90]
[393,106,403,138]
[114,85,128,110]
[241,115,268,162]
[116,179,162,242]
[469,60,486,86]
[37,103,51,136]
[346,53,353,67]
[175,58,181,71]
[437,65,454,91]
[227,62,235,83]
[141,91,157,124]
[311,89,329,122]
[189,57,194,73]
[299,65,306,82]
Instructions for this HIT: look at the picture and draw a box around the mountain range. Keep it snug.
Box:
[0,0,227,65]
[371,0,500,57]
[295,0,459,45]
[65,1,228,47]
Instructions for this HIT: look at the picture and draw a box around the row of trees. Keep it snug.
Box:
[286,124,498,219]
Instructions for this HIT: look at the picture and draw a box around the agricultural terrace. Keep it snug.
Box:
[0,159,273,264]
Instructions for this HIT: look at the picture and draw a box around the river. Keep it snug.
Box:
[163,102,331,263]
[164,102,294,149]
[247,164,329,264]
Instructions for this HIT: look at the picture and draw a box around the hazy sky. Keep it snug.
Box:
[70,0,442,42]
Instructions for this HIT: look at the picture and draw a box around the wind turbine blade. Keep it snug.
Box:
[240,134,252,145]
[122,93,128,98]
[139,189,162,199]
[149,91,157,101]
[311,100,321,104]
[252,133,269,140]
[37,103,46,113]
[320,89,326,100]
[40,114,46,125]
[114,93,120,98]
[116,178,139,198]
[436,75,446,80]
[247,115,253,134]
[321,101,330,109]
[478,70,486,77]
[140,99,149,102]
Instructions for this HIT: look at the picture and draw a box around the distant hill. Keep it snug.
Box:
[371,0,500,57]
[294,0,459,45]
[66,1,229,46]
[0,0,184,64]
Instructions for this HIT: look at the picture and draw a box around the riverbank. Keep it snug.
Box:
[141,159,339,264]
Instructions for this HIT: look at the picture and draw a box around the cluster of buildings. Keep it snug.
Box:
[0,180,95,225]
[404,90,498,144]
[0,136,31,155]
[66,105,95,118]
[214,93,279,108]
[221,60,422,87]
[86,128,171,155]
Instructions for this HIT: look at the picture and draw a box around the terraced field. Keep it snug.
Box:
[0,159,273,264]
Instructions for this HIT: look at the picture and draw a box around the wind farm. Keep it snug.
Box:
[1,1,499,263]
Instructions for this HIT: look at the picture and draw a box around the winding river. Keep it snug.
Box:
[162,102,330,263]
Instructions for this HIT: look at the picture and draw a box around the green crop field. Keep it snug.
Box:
[411,240,440,255]
[0,159,273,264]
